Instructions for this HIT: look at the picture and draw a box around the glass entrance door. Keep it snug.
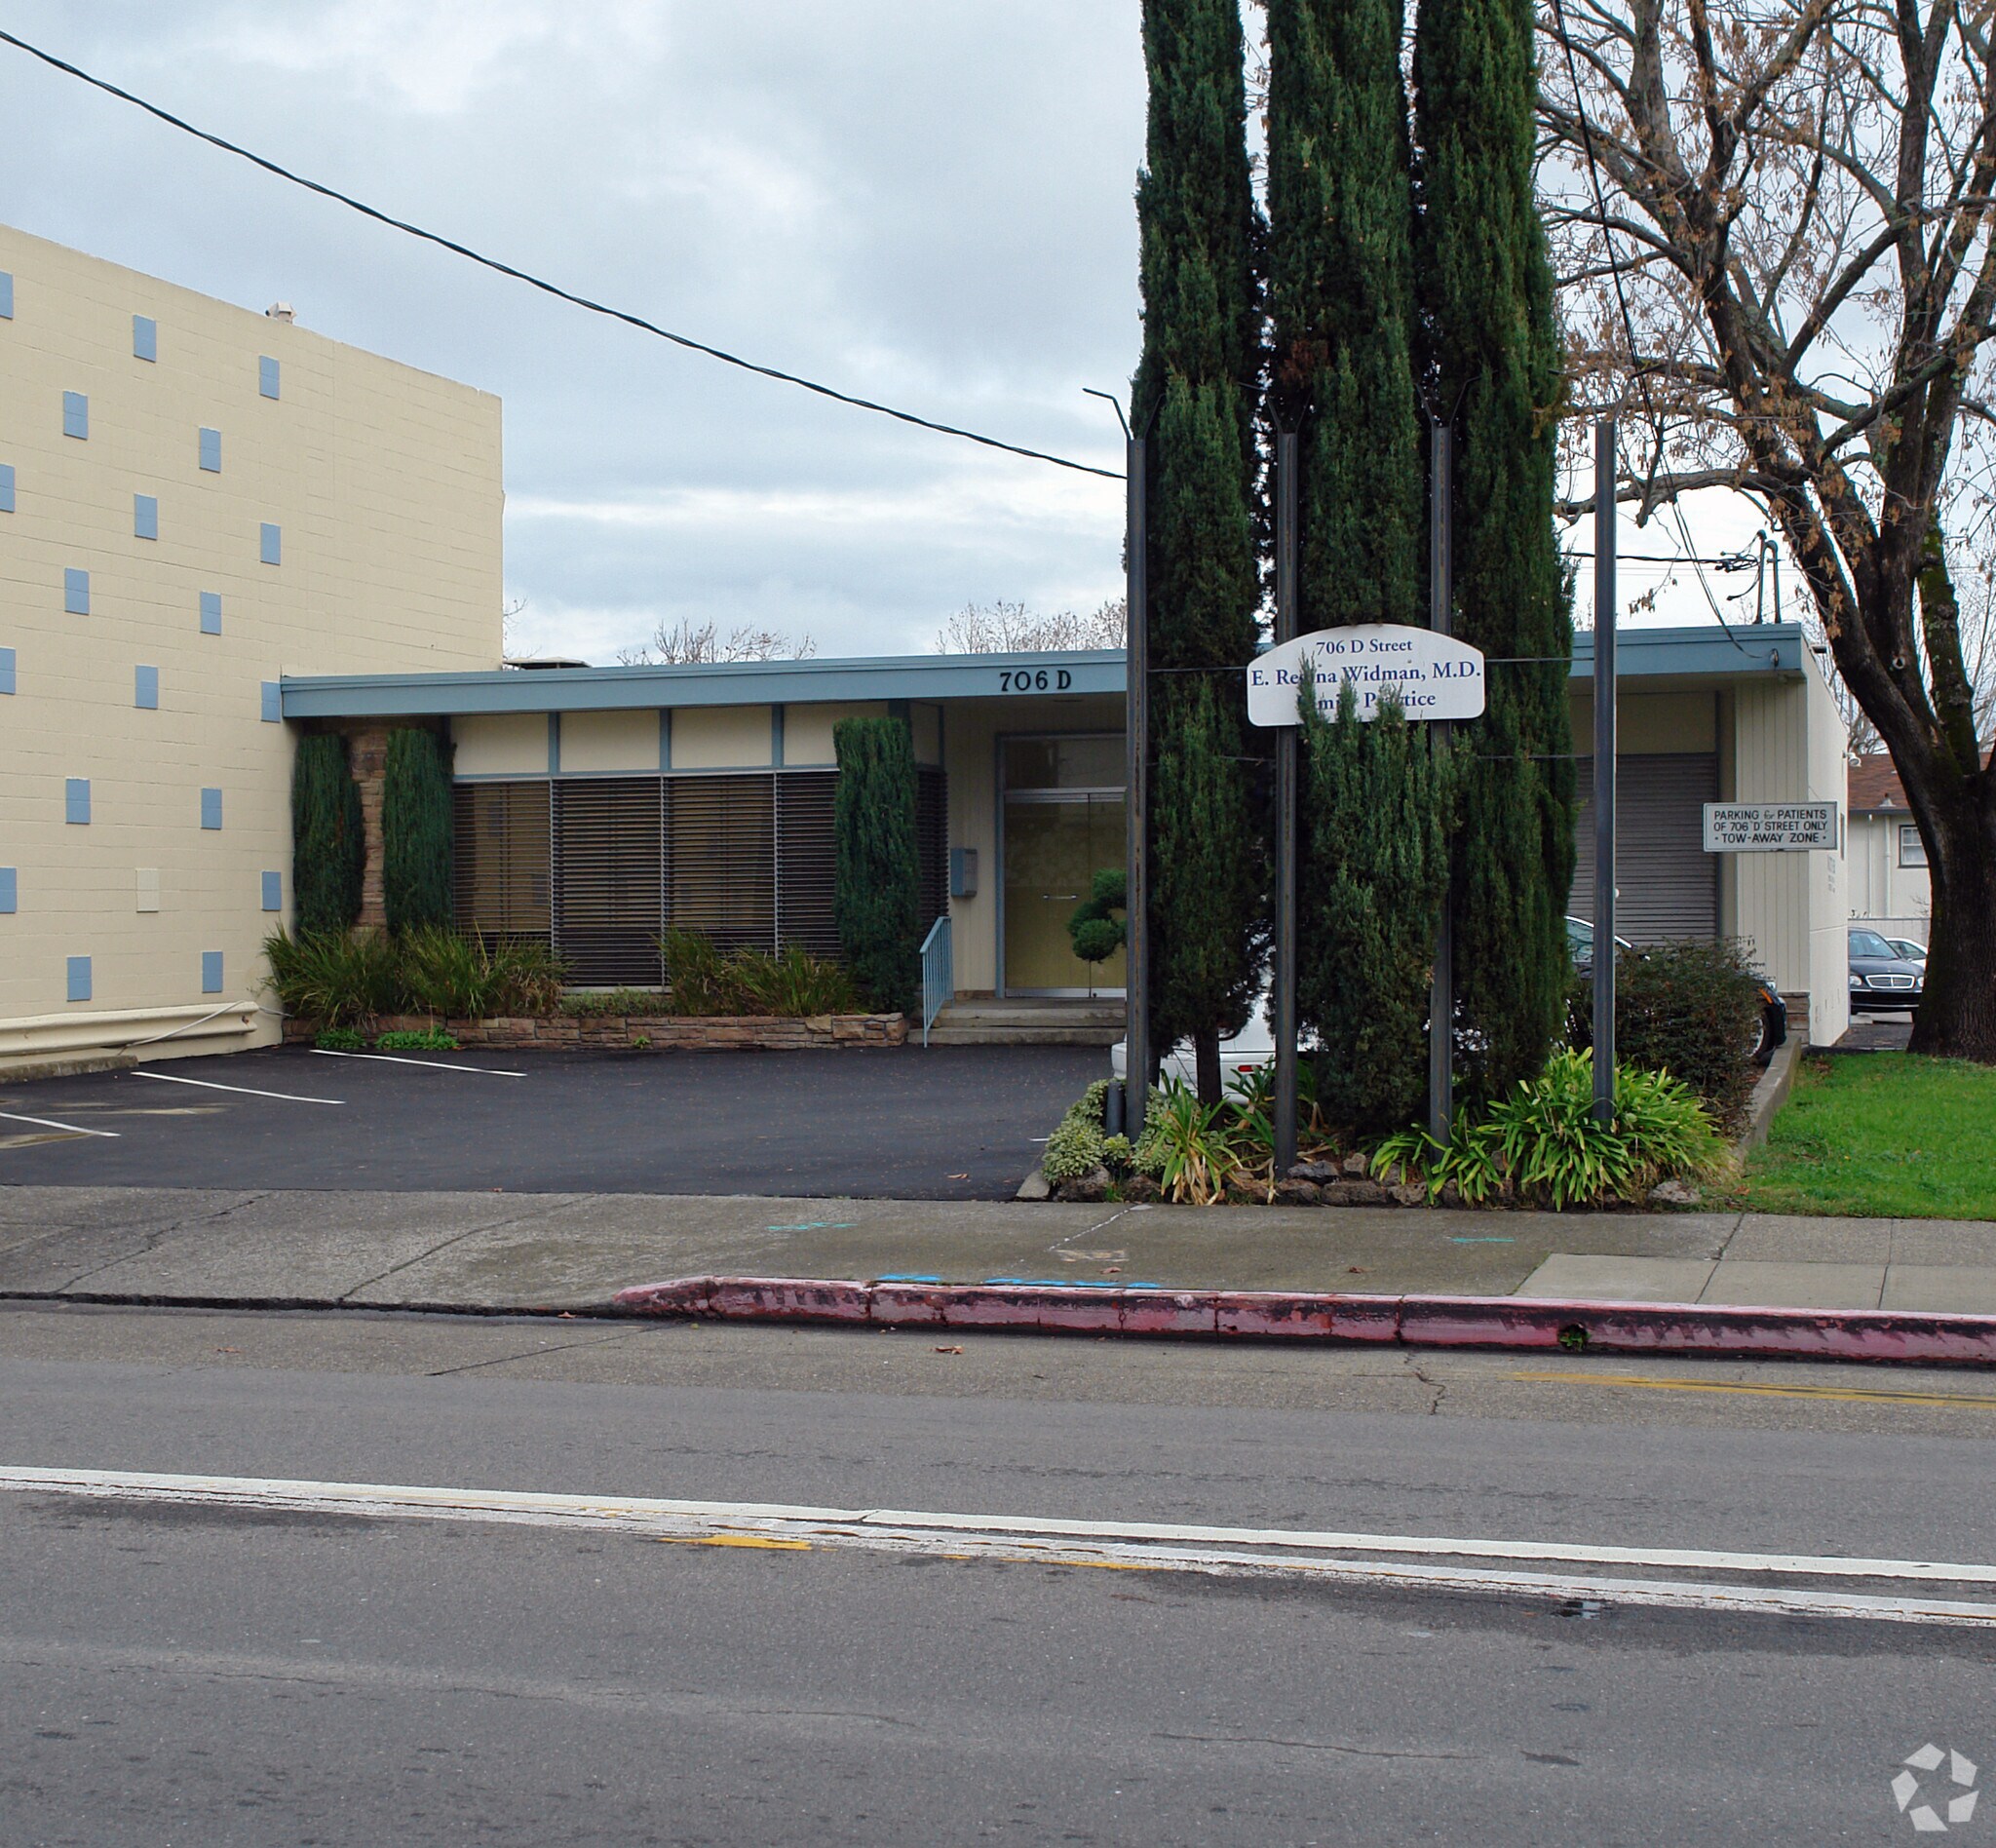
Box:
[1002,792,1127,994]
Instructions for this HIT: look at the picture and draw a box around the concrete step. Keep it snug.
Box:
[926,1024,1123,1047]
[927,1000,1125,1047]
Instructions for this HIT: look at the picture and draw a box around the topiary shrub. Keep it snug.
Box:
[1067,868,1128,969]
[1568,939,1765,1130]
[291,734,365,934]
[832,716,922,1015]
[382,728,454,933]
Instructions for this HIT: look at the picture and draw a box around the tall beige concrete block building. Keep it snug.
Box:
[0,223,503,1072]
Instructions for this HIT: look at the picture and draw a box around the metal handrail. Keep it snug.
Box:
[919,915,952,1048]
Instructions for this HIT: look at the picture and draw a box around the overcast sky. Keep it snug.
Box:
[0,3,1771,663]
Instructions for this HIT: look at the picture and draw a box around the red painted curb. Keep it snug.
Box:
[609,1276,1996,1366]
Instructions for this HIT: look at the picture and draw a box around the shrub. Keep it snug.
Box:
[382,728,453,933]
[314,1026,365,1052]
[264,928,400,1025]
[1043,1115,1108,1183]
[1568,939,1765,1129]
[1067,867,1128,968]
[1372,1050,1725,1209]
[398,925,565,1018]
[832,716,922,1015]
[559,988,672,1018]
[658,931,860,1018]
[291,735,365,934]
[375,1027,460,1052]
[1139,1080,1249,1205]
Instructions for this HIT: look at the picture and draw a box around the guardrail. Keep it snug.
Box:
[919,915,952,1048]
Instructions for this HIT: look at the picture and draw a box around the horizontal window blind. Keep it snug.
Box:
[453,781,552,943]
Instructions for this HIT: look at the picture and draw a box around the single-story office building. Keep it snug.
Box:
[281,617,1852,1050]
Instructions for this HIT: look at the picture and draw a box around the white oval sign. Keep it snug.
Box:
[1247,624,1487,726]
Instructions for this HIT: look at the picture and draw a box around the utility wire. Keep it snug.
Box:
[0,25,1123,483]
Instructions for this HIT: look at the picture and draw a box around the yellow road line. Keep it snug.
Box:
[1509,1370,1996,1409]
[658,1533,813,1551]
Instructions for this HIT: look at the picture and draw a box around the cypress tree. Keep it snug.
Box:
[381,728,454,933]
[1268,0,1446,1128]
[1297,677,1452,1132]
[290,733,365,935]
[1132,0,1265,1102]
[1413,0,1575,1101]
[832,716,922,1016]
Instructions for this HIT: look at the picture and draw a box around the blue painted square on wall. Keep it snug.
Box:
[259,522,282,565]
[0,868,16,914]
[134,665,159,710]
[0,648,14,696]
[202,951,224,995]
[0,463,14,513]
[0,271,13,317]
[199,427,221,473]
[261,870,282,912]
[200,788,222,830]
[259,355,280,399]
[134,494,159,540]
[64,779,91,825]
[62,392,87,439]
[261,681,282,723]
[66,956,92,1003]
[64,568,89,615]
[134,315,157,361]
[200,591,222,635]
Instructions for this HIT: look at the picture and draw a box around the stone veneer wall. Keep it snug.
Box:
[286,1013,906,1051]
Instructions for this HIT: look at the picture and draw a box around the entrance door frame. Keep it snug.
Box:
[996,729,1128,999]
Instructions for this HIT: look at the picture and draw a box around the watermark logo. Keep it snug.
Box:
[1895,1746,1978,1831]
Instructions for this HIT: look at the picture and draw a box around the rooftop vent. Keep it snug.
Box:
[265,302,295,323]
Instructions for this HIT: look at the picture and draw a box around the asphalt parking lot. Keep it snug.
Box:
[0,1045,1103,1200]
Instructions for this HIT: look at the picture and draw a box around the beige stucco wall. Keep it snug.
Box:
[1565,688,1718,754]
[0,222,503,1063]
[670,705,773,770]
[453,712,548,777]
[782,701,887,767]
[559,709,660,774]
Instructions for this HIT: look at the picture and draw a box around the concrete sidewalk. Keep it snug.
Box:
[2,1185,1993,1317]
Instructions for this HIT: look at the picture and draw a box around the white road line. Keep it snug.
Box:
[310,1049,523,1077]
[0,1110,119,1139]
[2,1467,1990,1625]
[130,1071,342,1105]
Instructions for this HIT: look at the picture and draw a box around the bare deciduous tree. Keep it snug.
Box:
[617,619,817,667]
[1538,0,1996,1058]
[935,598,1129,654]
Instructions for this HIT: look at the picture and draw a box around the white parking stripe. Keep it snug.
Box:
[310,1049,523,1077]
[2,1466,1990,1625]
[0,1110,119,1139]
[130,1071,342,1104]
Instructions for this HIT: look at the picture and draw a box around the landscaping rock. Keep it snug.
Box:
[1120,1174,1162,1203]
[1389,1182,1429,1208]
[1274,1179,1324,1207]
[1439,1181,1465,1209]
[1015,1171,1053,1202]
[1054,1165,1113,1204]
[1648,1177,1702,1208]
[1321,1178,1389,1207]
[1286,1160,1341,1184]
[1342,1151,1370,1177]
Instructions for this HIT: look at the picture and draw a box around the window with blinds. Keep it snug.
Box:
[452,768,946,986]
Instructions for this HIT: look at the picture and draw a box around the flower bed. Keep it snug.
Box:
[284,1012,906,1052]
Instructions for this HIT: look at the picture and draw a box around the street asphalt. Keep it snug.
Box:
[0,1044,1102,1198]
[4,1304,1995,1844]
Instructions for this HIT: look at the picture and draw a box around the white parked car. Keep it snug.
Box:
[1887,938,1928,965]
[1110,987,1275,1092]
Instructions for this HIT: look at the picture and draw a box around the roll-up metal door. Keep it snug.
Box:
[453,782,551,944]
[1569,752,1719,943]
[668,774,776,953]
[553,778,665,983]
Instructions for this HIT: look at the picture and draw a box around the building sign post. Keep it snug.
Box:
[1124,432,1150,1136]
[1593,419,1618,1129]
[1428,421,1454,1148]
[1272,433,1300,1175]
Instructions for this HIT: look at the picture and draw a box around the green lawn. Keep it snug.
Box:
[1739,1053,1996,1218]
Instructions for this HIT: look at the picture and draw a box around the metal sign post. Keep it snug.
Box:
[1428,420,1454,1148]
[1273,432,1299,1176]
[1592,418,1618,1128]
[1124,433,1149,1136]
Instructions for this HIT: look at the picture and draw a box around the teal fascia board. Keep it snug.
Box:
[280,627,1804,723]
[281,649,1128,719]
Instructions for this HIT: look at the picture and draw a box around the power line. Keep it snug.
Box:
[0,25,1124,483]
